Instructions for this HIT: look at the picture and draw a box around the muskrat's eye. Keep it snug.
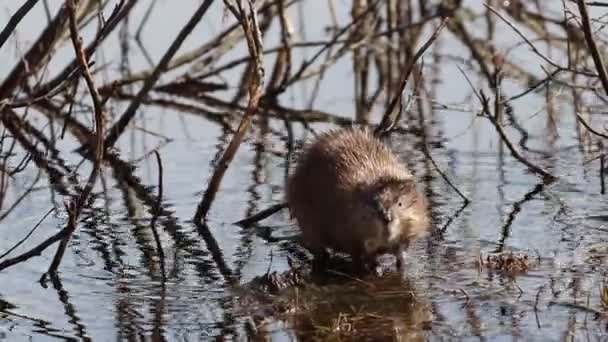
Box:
[398,202,402,207]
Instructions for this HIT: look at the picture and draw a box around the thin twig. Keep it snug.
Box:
[422,148,470,203]
[576,113,608,139]
[484,3,596,78]
[0,207,55,260]
[375,16,449,137]
[0,228,67,272]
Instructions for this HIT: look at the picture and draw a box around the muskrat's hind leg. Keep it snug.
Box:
[311,248,330,273]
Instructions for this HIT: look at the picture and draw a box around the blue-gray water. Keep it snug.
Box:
[1,1,608,341]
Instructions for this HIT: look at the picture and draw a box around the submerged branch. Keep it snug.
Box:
[234,203,288,227]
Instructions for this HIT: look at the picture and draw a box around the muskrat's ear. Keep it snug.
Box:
[365,193,391,224]
[396,179,415,194]
[376,177,413,195]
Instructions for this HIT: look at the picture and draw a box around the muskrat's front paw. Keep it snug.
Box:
[351,256,378,276]
[396,251,408,268]
[395,244,409,271]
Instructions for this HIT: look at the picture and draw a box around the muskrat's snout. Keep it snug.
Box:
[368,178,429,243]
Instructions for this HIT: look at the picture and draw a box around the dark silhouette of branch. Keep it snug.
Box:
[0,0,40,50]
[0,207,55,260]
[576,113,608,139]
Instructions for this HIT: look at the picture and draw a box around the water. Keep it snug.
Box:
[1,1,608,341]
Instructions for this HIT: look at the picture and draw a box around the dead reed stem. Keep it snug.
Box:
[194,0,265,222]
[43,0,106,279]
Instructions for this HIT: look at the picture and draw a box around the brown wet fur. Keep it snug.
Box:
[286,128,430,273]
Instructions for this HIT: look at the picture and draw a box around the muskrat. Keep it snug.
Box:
[286,127,430,273]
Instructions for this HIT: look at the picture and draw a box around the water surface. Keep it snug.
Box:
[1,1,608,341]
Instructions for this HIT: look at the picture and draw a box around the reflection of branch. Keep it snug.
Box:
[150,151,166,278]
[49,276,92,341]
[495,183,545,252]
[458,66,556,183]
[482,91,556,182]
[437,201,468,236]
[194,222,235,284]
[422,148,470,204]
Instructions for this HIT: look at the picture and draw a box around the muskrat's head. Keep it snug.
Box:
[365,177,429,247]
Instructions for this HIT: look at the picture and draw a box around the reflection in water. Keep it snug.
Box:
[49,276,92,342]
[1,0,608,341]
[265,275,433,341]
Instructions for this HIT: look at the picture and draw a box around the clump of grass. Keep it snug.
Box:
[479,251,534,275]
